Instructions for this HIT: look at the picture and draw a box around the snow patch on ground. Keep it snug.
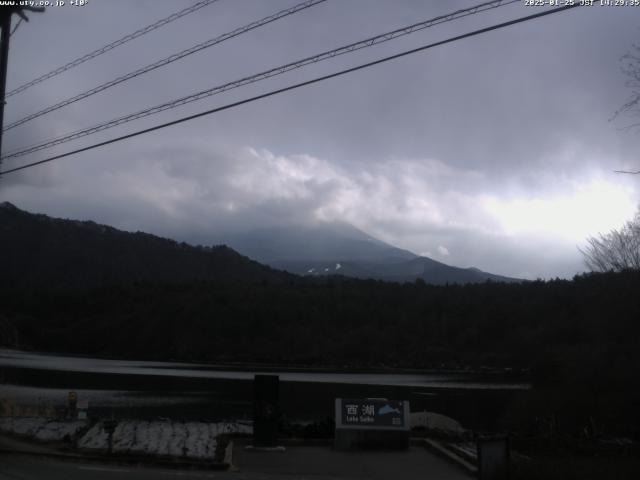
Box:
[0,417,87,441]
[77,422,108,449]
[410,411,465,434]
[447,441,477,461]
[1,416,252,460]
[77,420,252,459]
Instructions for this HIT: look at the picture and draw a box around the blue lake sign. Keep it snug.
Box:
[335,398,410,449]
[340,398,406,427]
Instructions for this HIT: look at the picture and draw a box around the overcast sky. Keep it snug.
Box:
[1,0,639,279]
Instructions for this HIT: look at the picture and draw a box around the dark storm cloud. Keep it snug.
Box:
[1,0,639,278]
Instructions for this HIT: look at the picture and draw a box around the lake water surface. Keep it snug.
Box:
[0,349,528,389]
[0,349,528,428]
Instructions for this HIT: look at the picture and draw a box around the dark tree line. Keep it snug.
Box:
[2,271,638,372]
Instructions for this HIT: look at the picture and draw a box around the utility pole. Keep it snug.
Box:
[0,8,12,166]
[0,6,44,170]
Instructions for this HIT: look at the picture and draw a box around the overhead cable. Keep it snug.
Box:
[2,0,518,159]
[5,0,222,98]
[3,0,327,131]
[0,4,581,177]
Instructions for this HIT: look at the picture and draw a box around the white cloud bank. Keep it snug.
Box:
[2,142,638,280]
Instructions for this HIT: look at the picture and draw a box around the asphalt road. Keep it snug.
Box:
[0,454,223,480]
[0,446,469,480]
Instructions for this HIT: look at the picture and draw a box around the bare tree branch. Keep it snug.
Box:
[581,209,640,272]
[612,43,640,172]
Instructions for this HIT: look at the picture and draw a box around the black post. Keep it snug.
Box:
[0,11,11,163]
[477,434,510,480]
[253,374,279,447]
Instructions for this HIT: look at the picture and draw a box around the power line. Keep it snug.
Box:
[10,18,23,37]
[2,0,519,160]
[0,5,45,171]
[0,3,580,177]
[3,0,327,132]
[5,0,221,98]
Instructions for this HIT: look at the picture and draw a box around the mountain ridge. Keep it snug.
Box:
[0,202,519,286]
[0,202,289,289]
[217,222,417,263]
[218,221,520,284]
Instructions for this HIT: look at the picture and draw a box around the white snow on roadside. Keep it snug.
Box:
[77,421,108,449]
[77,420,252,459]
[410,411,465,434]
[184,422,208,458]
[168,421,186,456]
[112,420,136,451]
[0,417,87,441]
[34,420,87,441]
[447,441,477,460]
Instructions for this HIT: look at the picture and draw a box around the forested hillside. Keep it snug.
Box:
[0,202,289,288]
